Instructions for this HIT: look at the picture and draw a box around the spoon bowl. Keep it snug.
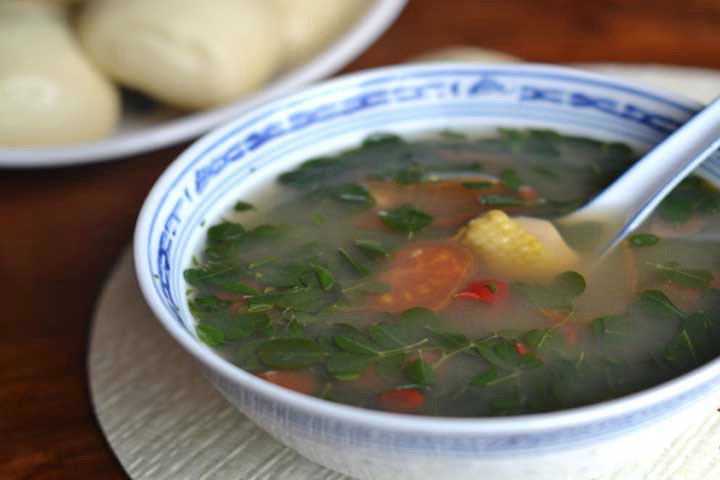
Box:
[557,96,720,260]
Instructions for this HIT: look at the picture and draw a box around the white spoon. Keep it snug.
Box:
[556,96,720,260]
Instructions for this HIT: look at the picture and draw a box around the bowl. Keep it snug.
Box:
[0,0,406,168]
[134,63,720,480]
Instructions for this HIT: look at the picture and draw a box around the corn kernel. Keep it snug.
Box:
[459,210,577,281]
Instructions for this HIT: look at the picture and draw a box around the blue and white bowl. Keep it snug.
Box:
[134,63,720,480]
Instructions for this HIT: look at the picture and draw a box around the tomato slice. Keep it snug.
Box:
[362,179,530,228]
[258,370,319,395]
[369,242,472,313]
[378,389,424,414]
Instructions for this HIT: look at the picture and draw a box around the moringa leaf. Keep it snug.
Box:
[196,324,224,346]
[233,201,255,211]
[404,358,434,386]
[378,204,433,233]
[257,338,328,369]
[629,233,659,247]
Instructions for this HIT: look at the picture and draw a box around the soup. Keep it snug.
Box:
[184,129,720,417]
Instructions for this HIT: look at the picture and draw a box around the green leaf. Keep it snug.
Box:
[664,330,699,370]
[202,313,265,341]
[326,352,373,380]
[310,263,335,291]
[354,239,391,258]
[378,204,433,233]
[280,318,306,339]
[330,183,375,209]
[475,339,515,370]
[376,354,405,378]
[368,324,405,349]
[234,339,266,371]
[334,335,379,356]
[462,181,494,190]
[426,327,469,352]
[500,168,523,190]
[207,222,246,244]
[233,201,255,211]
[404,358,434,386]
[189,295,231,315]
[552,271,586,298]
[634,289,686,319]
[196,324,224,346]
[390,163,427,184]
[629,233,659,247]
[469,367,500,387]
[184,267,257,294]
[649,262,713,289]
[338,248,369,276]
[659,195,694,225]
[257,338,328,369]
[478,195,525,207]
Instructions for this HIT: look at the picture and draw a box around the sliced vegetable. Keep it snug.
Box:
[369,243,472,313]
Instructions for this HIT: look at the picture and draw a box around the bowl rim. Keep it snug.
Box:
[135,61,719,435]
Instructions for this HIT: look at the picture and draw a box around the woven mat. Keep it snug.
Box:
[90,65,720,480]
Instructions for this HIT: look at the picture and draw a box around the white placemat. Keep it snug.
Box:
[89,65,720,480]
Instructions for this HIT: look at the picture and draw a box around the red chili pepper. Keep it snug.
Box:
[378,389,424,414]
[514,342,530,355]
[454,279,509,304]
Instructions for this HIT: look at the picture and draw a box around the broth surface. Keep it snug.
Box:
[185,129,720,416]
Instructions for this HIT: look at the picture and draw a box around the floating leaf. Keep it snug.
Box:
[334,335,379,356]
[354,239,391,258]
[500,168,523,190]
[326,352,373,380]
[469,367,499,387]
[404,358,434,386]
[629,233,659,247]
[634,289,686,319]
[257,338,328,369]
[310,264,335,291]
[233,201,255,211]
[196,324,224,346]
[378,204,433,234]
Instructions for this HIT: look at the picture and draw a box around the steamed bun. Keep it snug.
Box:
[0,1,119,146]
[272,0,367,66]
[77,0,283,110]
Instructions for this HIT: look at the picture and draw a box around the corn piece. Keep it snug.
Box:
[459,209,578,281]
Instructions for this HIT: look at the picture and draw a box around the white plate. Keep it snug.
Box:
[0,0,406,169]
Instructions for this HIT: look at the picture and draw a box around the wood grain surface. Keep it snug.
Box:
[2,0,720,478]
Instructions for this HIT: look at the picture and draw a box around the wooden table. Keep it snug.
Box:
[3,0,720,478]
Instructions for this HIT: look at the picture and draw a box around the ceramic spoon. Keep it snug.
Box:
[556,96,720,261]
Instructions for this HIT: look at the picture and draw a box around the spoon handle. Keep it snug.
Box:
[561,95,720,257]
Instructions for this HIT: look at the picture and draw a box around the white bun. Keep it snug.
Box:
[272,0,366,66]
[0,1,119,146]
[78,0,283,110]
